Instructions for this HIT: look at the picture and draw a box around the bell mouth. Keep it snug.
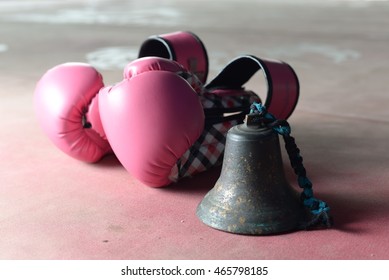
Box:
[196,180,309,236]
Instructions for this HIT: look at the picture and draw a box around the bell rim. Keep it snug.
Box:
[196,201,309,236]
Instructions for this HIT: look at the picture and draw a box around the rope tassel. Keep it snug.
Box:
[250,102,333,229]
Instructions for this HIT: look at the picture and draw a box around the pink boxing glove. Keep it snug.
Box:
[99,55,298,187]
[34,63,112,162]
[99,57,205,187]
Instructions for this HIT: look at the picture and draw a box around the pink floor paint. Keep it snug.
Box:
[1,0,389,259]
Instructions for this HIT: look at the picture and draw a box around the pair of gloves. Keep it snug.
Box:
[34,31,299,187]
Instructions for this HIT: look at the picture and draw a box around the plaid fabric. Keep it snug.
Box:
[168,90,260,182]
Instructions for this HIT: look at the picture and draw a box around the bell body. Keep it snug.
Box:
[196,122,307,235]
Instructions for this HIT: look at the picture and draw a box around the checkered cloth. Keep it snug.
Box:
[168,90,260,182]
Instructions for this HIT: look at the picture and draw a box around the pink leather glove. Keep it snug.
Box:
[99,57,205,187]
[34,63,112,162]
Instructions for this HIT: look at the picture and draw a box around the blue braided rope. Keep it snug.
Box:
[250,102,332,228]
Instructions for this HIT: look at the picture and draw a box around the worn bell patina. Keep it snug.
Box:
[196,113,308,235]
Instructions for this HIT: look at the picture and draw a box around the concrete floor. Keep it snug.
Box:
[1,0,389,259]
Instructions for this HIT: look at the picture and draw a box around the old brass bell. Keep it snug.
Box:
[196,112,308,235]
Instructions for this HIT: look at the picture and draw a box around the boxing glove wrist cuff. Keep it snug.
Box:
[206,55,300,120]
[138,31,209,83]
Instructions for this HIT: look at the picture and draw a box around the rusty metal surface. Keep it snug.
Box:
[197,123,307,235]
